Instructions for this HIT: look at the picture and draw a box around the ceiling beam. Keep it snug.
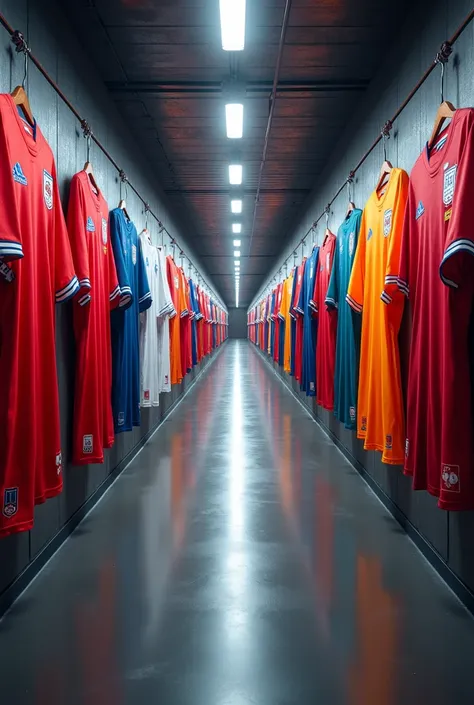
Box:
[105,79,370,96]
[164,188,310,195]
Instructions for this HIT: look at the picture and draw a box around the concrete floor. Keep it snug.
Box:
[1,340,474,704]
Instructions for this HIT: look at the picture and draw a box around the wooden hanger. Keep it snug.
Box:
[118,172,130,220]
[11,85,34,126]
[345,175,356,218]
[119,198,130,221]
[375,159,392,195]
[428,100,456,148]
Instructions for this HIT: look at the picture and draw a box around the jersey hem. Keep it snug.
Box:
[0,518,34,537]
[72,455,105,466]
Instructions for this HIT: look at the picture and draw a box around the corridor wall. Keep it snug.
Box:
[0,0,224,613]
[249,0,474,604]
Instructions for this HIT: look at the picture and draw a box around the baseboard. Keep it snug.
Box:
[251,342,474,616]
[0,342,226,619]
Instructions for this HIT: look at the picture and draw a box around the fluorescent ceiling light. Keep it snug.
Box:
[232,223,242,234]
[220,0,246,51]
[225,104,244,139]
[234,259,240,266]
[234,250,241,257]
[231,199,242,214]
[229,164,243,185]
[233,239,241,247]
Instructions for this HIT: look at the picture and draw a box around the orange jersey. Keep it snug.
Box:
[279,273,294,373]
[346,168,408,464]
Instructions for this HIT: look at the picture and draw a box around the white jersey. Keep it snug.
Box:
[139,235,175,406]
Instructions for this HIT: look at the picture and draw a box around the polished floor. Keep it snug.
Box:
[1,340,474,703]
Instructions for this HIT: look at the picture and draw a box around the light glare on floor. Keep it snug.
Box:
[220,0,246,51]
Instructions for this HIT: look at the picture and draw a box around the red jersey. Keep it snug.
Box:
[67,171,120,465]
[313,232,337,410]
[166,256,183,385]
[0,94,78,534]
[387,109,474,510]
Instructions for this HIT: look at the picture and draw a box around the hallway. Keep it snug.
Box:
[1,340,473,704]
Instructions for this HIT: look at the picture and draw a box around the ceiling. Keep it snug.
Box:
[65,0,409,307]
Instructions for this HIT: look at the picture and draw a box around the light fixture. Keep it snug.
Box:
[234,259,240,266]
[231,199,242,214]
[233,239,241,247]
[232,223,242,234]
[220,0,246,51]
[234,250,241,257]
[225,104,244,139]
[229,164,243,185]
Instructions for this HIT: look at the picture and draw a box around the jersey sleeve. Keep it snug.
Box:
[440,115,474,288]
[137,237,152,312]
[0,111,23,261]
[325,240,339,309]
[178,270,189,317]
[66,174,91,306]
[109,209,132,310]
[346,211,366,313]
[381,169,409,303]
[53,163,79,304]
[157,248,175,317]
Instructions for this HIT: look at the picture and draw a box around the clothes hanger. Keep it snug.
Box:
[375,122,393,195]
[11,46,34,126]
[140,204,152,244]
[82,128,100,194]
[118,172,130,221]
[345,174,356,218]
[428,61,455,148]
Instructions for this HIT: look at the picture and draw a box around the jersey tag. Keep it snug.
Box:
[86,216,95,232]
[349,406,356,422]
[12,162,27,186]
[415,201,425,220]
[361,416,367,432]
[0,260,15,283]
[441,464,460,492]
[83,435,93,454]
[3,487,18,518]
[385,434,393,450]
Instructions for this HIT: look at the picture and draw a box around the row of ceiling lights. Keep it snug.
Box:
[220,0,246,306]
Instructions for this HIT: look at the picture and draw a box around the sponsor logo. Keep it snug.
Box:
[443,164,457,206]
[361,416,367,432]
[3,487,18,518]
[349,232,355,256]
[56,451,62,475]
[441,464,460,492]
[83,435,93,454]
[102,218,108,245]
[385,434,393,450]
[0,261,15,283]
[132,244,137,265]
[86,216,95,232]
[383,209,392,237]
[43,169,53,210]
[349,406,356,422]
[415,201,425,220]
[367,228,373,241]
[12,162,27,186]
[118,412,125,427]
[405,438,409,457]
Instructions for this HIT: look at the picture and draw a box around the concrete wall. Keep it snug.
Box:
[0,0,224,610]
[228,308,248,338]
[249,0,474,600]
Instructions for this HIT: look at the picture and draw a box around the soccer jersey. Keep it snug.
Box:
[67,170,120,465]
[0,94,79,535]
[167,256,187,384]
[313,232,337,410]
[299,247,319,396]
[279,273,294,373]
[157,247,175,391]
[326,209,362,429]
[347,168,408,464]
[140,233,175,407]
[110,209,151,432]
[292,260,306,383]
[387,110,474,509]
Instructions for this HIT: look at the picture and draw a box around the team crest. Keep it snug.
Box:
[174,275,179,289]
[361,416,367,432]
[56,451,62,475]
[405,438,409,458]
[102,218,108,245]
[383,209,392,237]
[3,487,18,518]
[443,165,457,205]
[349,232,355,256]
[441,464,460,492]
[154,262,159,274]
[43,169,53,210]
[83,435,93,454]
[132,244,137,265]
[385,434,393,450]
[349,406,356,422]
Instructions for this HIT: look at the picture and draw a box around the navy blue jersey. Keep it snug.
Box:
[298,247,319,396]
[110,209,151,433]
[189,279,199,366]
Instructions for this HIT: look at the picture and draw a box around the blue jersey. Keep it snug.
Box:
[298,247,319,396]
[110,209,151,433]
[325,209,362,429]
[290,272,298,376]
[189,279,199,366]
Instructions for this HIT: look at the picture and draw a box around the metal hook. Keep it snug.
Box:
[11,31,30,90]
[119,170,128,202]
[435,41,452,104]
[144,203,150,231]
[381,121,392,161]
[347,172,354,203]
[325,205,330,228]
[22,49,28,89]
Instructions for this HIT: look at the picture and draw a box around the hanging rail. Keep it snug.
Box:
[251,6,474,305]
[0,13,226,311]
